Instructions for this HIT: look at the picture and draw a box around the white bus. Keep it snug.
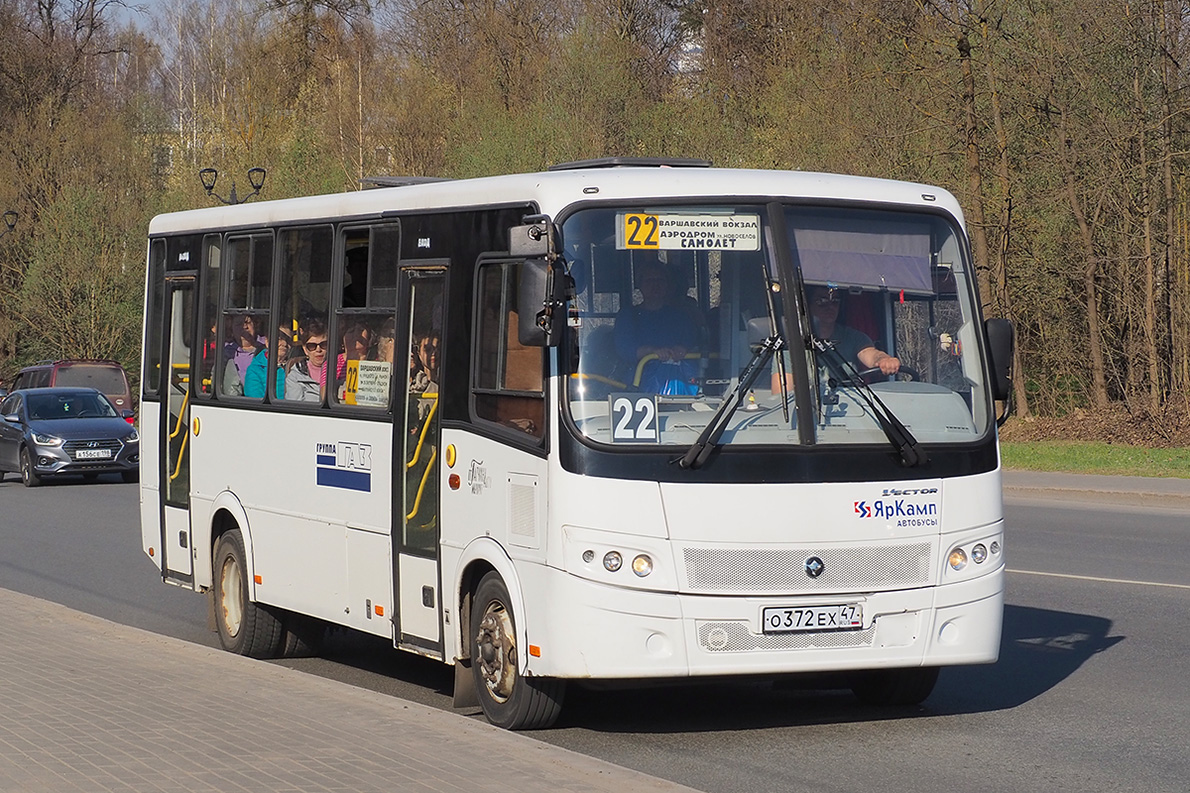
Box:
[140,158,1014,730]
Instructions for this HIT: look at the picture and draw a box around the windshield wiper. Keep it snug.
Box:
[812,338,928,468]
[677,334,784,470]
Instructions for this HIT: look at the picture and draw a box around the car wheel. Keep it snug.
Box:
[470,572,565,729]
[20,447,41,488]
[213,529,283,658]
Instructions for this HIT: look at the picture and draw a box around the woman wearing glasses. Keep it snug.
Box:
[285,317,330,403]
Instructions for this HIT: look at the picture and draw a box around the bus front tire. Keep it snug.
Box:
[850,666,939,706]
[214,529,283,658]
[470,572,565,730]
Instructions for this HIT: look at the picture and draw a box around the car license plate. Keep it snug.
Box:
[74,449,112,460]
[762,604,863,634]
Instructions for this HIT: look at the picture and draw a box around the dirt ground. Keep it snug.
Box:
[998,403,1190,448]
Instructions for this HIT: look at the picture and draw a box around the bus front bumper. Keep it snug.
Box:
[523,565,1003,680]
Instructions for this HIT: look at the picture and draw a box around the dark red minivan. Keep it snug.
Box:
[11,360,134,416]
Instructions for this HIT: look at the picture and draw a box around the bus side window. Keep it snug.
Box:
[277,225,333,404]
[473,261,545,439]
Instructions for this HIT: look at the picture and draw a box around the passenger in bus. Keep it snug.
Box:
[375,318,396,365]
[243,332,289,399]
[411,333,439,395]
[334,321,374,401]
[285,317,329,402]
[613,257,702,394]
[336,321,373,377]
[807,286,900,375]
[222,314,265,395]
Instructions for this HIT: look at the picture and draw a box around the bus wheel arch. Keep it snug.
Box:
[469,570,565,730]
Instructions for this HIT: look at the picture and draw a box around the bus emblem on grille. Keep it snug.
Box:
[804,556,825,578]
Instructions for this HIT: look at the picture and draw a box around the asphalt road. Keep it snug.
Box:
[1,471,1187,792]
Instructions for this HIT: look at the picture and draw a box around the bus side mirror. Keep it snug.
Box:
[984,318,1014,402]
[517,260,573,348]
[509,220,553,258]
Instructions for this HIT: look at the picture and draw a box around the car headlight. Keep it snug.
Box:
[32,433,64,446]
[125,428,139,443]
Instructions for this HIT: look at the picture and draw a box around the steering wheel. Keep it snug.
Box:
[854,364,920,383]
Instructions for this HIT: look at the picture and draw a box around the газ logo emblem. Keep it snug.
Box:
[804,556,825,578]
[315,441,373,492]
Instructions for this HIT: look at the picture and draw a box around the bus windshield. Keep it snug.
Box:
[562,203,991,448]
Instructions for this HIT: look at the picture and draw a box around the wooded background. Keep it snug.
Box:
[3,0,1189,420]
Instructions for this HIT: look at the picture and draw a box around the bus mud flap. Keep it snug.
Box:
[452,659,479,708]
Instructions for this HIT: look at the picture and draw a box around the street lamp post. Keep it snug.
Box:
[198,167,267,205]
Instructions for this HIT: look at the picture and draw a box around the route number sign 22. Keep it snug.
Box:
[609,393,659,443]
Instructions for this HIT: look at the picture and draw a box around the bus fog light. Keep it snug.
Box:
[948,548,968,571]
[582,550,595,564]
[971,544,988,564]
[631,555,653,577]
[603,551,623,572]
[990,541,1001,555]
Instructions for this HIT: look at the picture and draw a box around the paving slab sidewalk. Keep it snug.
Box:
[0,587,702,793]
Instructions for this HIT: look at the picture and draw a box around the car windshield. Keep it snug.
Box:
[53,364,127,393]
[562,203,991,448]
[27,393,118,420]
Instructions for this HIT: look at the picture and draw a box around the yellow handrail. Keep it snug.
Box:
[568,372,627,388]
[169,391,189,440]
[168,390,190,482]
[405,446,438,521]
[406,392,438,470]
[170,430,188,482]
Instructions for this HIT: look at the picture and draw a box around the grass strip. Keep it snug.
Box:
[1000,441,1190,479]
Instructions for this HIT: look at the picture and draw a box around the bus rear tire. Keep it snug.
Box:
[470,572,565,730]
[214,528,283,658]
[850,667,939,707]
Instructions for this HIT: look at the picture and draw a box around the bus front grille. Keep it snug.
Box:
[682,542,932,594]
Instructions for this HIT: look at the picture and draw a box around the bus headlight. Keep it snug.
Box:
[971,543,988,564]
[603,551,623,572]
[631,554,653,577]
[948,548,968,571]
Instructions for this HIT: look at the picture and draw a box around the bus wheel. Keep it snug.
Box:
[470,572,565,730]
[213,529,282,658]
[850,667,939,707]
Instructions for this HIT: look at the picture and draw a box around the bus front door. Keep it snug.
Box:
[160,276,195,583]
[395,267,446,654]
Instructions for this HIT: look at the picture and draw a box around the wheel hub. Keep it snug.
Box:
[475,605,516,703]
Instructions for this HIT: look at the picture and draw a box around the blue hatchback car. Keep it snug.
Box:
[0,387,139,487]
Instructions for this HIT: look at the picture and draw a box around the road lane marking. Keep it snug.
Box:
[1009,568,1190,590]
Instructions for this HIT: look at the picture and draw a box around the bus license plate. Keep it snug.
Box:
[74,449,112,460]
[762,604,863,634]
